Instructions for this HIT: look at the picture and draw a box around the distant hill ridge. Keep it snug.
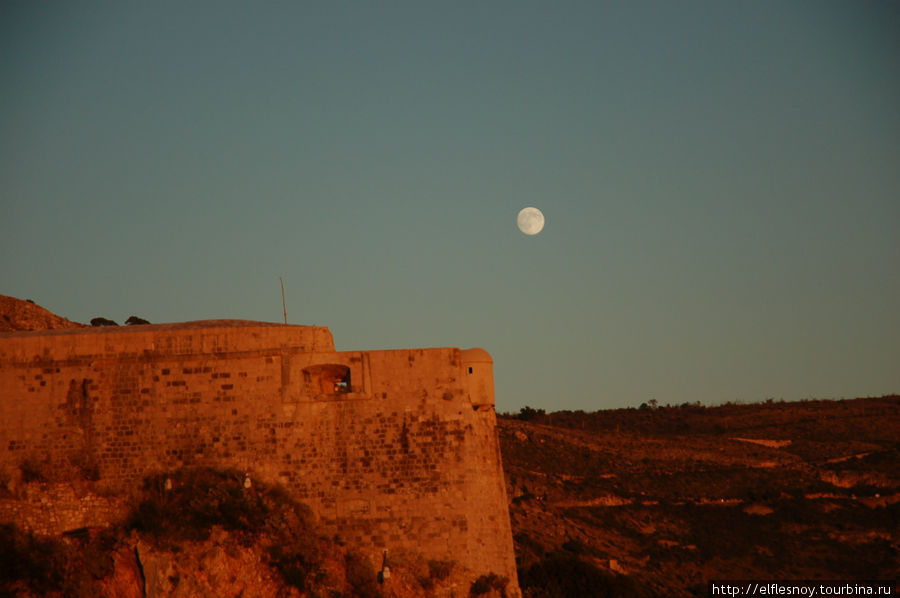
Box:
[0,294,86,332]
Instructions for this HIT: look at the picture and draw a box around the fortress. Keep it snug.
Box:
[0,318,519,592]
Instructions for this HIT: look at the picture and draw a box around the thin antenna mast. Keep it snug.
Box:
[280,277,287,324]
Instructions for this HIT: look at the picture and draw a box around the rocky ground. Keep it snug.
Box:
[0,294,85,332]
[0,468,473,598]
[499,397,899,597]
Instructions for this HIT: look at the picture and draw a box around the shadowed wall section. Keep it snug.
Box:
[0,321,519,593]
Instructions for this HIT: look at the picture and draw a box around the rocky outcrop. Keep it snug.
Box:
[0,294,85,332]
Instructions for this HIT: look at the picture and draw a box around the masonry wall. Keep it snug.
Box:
[0,322,519,592]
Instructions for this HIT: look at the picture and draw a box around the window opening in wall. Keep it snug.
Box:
[302,364,351,396]
[468,367,473,374]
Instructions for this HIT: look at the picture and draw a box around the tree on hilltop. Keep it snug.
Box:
[90,317,118,327]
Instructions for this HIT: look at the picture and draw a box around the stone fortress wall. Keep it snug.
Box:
[0,321,519,591]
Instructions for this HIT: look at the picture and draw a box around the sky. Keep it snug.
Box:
[2,2,898,413]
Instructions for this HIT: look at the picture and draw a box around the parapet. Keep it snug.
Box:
[0,320,335,363]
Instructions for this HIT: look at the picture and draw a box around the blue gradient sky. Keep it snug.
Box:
[2,2,898,412]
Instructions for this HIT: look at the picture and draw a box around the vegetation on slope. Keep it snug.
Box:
[0,468,464,598]
[0,295,85,332]
[499,396,899,597]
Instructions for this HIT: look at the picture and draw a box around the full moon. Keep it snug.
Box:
[517,207,545,235]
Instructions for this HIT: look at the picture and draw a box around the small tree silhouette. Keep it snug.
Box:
[517,406,546,421]
[90,317,118,327]
[125,316,150,325]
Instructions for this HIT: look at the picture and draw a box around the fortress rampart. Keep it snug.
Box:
[0,321,519,591]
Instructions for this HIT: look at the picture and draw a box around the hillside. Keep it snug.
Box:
[1,468,465,598]
[0,295,85,332]
[499,397,899,597]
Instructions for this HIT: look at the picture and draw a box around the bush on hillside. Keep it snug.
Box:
[517,406,545,421]
[470,572,509,596]
[125,468,325,591]
[0,524,117,597]
[519,551,651,598]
